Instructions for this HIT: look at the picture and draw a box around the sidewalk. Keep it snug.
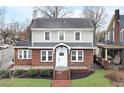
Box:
[51,80,71,87]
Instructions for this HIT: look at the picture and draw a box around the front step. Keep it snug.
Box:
[52,66,71,87]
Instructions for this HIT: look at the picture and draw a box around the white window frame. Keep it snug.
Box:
[113,31,114,42]
[120,30,124,42]
[71,50,84,62]
[18,50,32,59]
[44,31,51,41]
[74,31,81,41]
[41,50,53,62]
[58,31,65,41]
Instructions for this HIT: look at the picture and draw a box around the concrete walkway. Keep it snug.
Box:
[51,80,71,87]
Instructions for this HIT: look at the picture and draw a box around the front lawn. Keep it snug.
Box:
[0,78,51,87]
[71,69,113,87]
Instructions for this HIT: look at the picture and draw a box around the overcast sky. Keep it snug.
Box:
[4,6,124,30]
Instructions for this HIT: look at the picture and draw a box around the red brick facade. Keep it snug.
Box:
[15,48,93,69]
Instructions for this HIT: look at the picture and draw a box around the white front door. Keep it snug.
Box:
[56,46,68,67]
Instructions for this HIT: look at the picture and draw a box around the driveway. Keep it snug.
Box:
[0,45,14,68]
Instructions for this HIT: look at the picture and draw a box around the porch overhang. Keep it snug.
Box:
[97,44,124,49]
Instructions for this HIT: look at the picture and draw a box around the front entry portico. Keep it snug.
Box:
[55,46,68,67]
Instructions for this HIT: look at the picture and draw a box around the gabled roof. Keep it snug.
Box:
[107,15,124,31]
[31,18,93,28]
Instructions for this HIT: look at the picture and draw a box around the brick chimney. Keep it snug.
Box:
[32,10,37,19]
[114,9,121,45]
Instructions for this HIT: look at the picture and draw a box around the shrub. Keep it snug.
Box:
[40,70,50,77]
[15,69,25,77]
[28,69,37,77]
[0,69,10,78]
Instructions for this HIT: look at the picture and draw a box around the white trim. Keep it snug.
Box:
[58,31,65,41]
[120,30,124,42]
[14,46,96,49]
[31,28,93,31]
[71,50,84,62]
[18,49,32,59]
[44,31,51,41]
[40,50,53,62]
[53,43,71,51]
[74,31,81,41]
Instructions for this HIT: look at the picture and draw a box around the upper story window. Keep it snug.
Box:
[75,32,81,41]
[44,32,50,40]
[58,31,64,40]
[18,50,32,59]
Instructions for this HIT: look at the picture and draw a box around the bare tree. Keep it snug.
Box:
[82,6,107,45]
[0,7,6,44]
[35,6,72,18]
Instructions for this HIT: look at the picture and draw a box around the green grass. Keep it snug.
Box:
[0,78,51,87]
[71,69,113,87]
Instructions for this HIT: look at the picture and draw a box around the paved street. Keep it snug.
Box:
[0,46,14,68]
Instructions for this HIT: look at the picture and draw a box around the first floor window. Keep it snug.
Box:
[24,50,27,58]
[71,50,84,62]
[19,50,22,59]
[41,50,53,62]
[72,51,76,61]
[18,49,32,59]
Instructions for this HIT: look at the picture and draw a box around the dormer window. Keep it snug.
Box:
[45,32,50,40]
[58,31,65,41]
[75,32,81,40]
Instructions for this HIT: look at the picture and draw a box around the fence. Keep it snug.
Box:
[0,46,14,68]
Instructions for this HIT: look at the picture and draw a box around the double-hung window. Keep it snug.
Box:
[58,31,64,41]
[71,50,84,62]
[45,32,50,40]
[120,30,124,42]
[75,32,81,41]
[41,50,53,62]
[18,50,32,59]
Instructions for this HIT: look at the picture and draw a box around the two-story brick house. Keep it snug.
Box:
[13,13,96,77]
[97,9,124,69]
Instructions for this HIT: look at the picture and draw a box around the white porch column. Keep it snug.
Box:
[105,49,108,61]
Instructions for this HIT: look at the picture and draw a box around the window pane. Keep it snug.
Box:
[72,56,76,61]
[42,51,46,56]
[75,32,80,40]
[48,51,52,56]
[78,56,82,61]
[72,51,76,55]
[48,56,52,61]
[60,52,64,56]
[59,32,64,40]
[45,32,50,40]
[24,50,27,58]
[48,51,52,61]
[42,56,46,61]
[28,50,32,59]
[19,50,22,58]
[78,51,82,56]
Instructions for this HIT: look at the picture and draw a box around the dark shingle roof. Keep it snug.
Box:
[120,15,124,29]
[33,42,93,47]
[31,18,93,28]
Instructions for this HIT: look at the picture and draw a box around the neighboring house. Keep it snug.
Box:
[97,9,124,69]
[13,15,96,77]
